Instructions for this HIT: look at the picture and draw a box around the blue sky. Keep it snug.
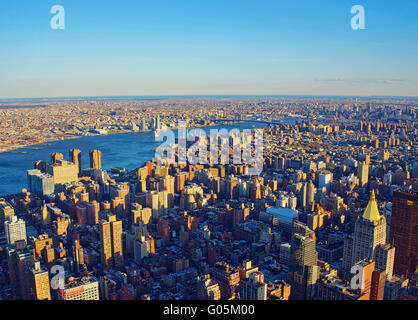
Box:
[0,0,417,98]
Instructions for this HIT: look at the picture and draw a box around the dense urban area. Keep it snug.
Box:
[0,97,417,300]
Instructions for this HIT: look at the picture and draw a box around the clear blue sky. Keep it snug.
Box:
[0,0,417,98]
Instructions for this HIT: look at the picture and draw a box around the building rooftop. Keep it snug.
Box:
[362,190,380,222]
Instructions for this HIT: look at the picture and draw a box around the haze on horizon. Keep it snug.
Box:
[0,0,417,99]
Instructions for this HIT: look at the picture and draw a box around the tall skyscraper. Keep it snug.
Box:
[69,149,82,173]
[5,216,27,246]
[288,222,319,300]
[390,190,417,278]
[89,150,102,169]
[99,215,123,268]
[357,162,369,187]
[307,180,316,208]
[343,190,394,280]
[300,182,307,209]
[86,201,100,225]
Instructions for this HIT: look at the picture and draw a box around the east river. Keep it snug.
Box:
[0,120,298,196]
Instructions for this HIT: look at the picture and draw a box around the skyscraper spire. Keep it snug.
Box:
[362,189,380,222]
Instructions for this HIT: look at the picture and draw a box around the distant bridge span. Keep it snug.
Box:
[211,118,285,125]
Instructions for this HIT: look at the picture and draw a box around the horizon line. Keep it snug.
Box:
[1,93,418,102]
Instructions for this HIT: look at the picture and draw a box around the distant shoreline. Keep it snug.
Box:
[0,120,252,155]
[1,94,418,104]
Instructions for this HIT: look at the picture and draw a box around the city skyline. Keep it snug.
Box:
[0,0,417,306]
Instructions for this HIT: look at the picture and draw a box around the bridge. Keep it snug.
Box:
[211,118,285,125]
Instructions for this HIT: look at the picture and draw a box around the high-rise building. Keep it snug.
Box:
[89,150,102,169]
[300,182,307,209]
[175,172,187,193]
[99,215,123,268]
[7,243,35,299]
[343,191,388,273]
[288,222,319,300]
[29,260,51,300]
[133,235,155,263]
[72,240,84,274]
[307,180,316,208]
[51,153,64,164]
[370,269,386,300]
[318,171,332,192]
[0,199,14,232]
[45,160,78,186]
[5,216,27,246]
[390,190,417,278]
[69,149,82,173]
[86,200,100,225]
[27,169,54,197]
[240,271,267,300]
[357,162,369,187]
[374,244,395,280]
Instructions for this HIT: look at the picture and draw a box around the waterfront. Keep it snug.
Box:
[0,121,295,196]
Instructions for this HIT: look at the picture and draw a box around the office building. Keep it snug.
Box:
[58,275,99,300]
[69,149,82,173]
[390,190,418,278]
[288,222,319,300]
[99,215,123,268]
[0,200,14,232]
[89,150,102,169]
[27,169,54,197]
[5,216,27,246]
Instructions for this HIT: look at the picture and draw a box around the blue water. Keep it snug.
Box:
[0,120,298,196]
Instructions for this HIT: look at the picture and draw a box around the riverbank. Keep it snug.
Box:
[0,121,249,155]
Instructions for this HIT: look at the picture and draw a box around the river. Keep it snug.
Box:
[0,120,298,196]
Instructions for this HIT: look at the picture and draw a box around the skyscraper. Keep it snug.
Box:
[390,190,417,278]
[7,243,35,299]
[343,190,393,279]
[288,222,319,300]
[5,216,27,246]
[357,162,369,187]
[300,182,307,209]
[307,180,316,208]
[99,215,123,268]
[27,169,54,197]
[89,150,102,169]
[29,260,51,300]
[69,149,82,173]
